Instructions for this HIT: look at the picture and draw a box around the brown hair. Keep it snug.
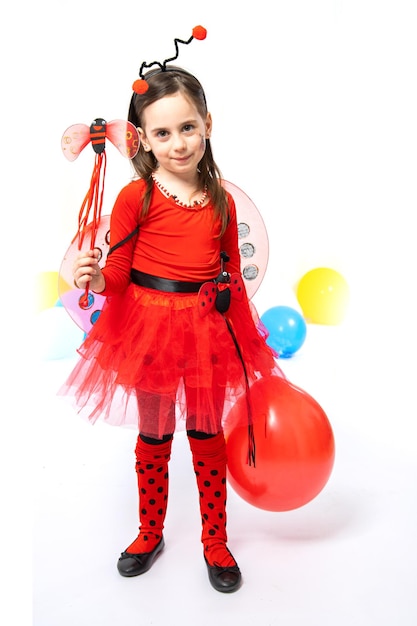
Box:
[128,66,229,234]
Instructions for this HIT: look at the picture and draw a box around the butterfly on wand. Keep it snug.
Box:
[61,118,140,161]
[61,118,140,308]
[61,118,140,246]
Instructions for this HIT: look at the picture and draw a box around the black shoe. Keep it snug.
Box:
[204,556,242,593]
[117,537,165,577]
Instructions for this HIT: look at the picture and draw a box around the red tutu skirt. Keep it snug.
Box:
[59,282,284,438]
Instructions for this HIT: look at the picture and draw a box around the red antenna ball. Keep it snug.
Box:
[132,79,149,94]
[192,25,207,40]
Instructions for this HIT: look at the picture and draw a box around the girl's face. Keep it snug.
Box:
[138,92,212,178]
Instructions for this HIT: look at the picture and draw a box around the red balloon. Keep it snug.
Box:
[225,377,335,511]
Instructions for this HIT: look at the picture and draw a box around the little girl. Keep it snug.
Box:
[63,37,283,593]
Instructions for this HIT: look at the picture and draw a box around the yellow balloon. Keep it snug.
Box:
[35,271,60,312]
[296,267,349,325]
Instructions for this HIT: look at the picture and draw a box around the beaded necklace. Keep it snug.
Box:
[151,173,208,209]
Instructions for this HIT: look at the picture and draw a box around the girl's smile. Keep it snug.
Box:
[138,92,212,182]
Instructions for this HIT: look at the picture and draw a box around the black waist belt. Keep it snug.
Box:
[131,269,205,293]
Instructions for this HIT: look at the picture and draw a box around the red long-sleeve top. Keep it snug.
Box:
[101,179,241,296]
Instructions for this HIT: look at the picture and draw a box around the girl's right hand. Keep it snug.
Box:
[73,249,105,293]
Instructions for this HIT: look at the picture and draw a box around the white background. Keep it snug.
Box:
[3,1,417,624]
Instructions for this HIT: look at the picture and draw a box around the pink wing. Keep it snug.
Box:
[221,180,269,299]
[106,120,140,159]
[61,123,91,161]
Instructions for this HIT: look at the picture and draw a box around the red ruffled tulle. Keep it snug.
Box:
[59,282,285,438]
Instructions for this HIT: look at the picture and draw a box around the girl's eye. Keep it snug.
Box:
[157,130,168,138]
[183,124,194,132]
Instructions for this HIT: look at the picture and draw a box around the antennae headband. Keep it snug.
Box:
[132,25,207,94]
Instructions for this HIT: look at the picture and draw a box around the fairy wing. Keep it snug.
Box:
[106,120,140,159]
[61,123,91,161]
[222,180,268,300]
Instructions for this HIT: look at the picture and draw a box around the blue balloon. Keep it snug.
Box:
[261,306,307,358]
[34,307,85,360]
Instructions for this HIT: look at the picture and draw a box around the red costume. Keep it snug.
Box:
[59,26,286,593]
[61,178,284,438]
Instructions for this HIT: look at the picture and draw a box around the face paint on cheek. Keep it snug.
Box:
[199,134,205,150]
